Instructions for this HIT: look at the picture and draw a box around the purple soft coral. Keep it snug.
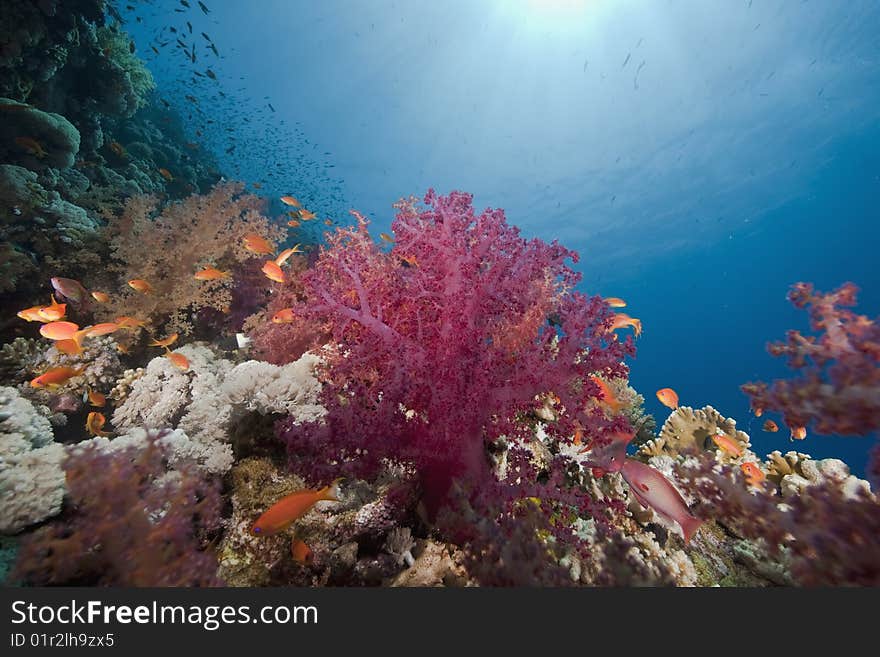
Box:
[742,282,880,436]
[277,190,634,514]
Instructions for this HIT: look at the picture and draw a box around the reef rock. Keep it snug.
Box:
[0,98,80,169]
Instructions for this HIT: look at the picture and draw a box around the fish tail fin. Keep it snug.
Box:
[321,478,343,502]
[680,515,704,545]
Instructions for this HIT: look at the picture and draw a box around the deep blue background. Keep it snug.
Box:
[128,0,879,474]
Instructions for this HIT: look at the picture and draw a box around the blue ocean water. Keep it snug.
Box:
[131,0,879,474]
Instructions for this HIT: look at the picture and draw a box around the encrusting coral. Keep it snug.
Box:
[0,386,65,534]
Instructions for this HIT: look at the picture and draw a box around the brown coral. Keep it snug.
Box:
[639,405,750,460]
[98,182,286,335]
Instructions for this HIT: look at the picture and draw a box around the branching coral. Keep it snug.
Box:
[99,182,285,334]
[13,434,222,586]
[277,190,634,517]
[742,282,880,436]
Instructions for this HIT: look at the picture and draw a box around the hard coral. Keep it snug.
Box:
[278,190,634,514]
[742,282,880,436]
[14,434,222,586]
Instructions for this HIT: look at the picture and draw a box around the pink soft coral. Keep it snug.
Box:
[277,190,634,514]
[742,282,880,436]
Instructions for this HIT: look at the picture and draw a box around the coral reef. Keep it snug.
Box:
[638,405,751,462]
[0,98,80,169]
[13,435,222,586]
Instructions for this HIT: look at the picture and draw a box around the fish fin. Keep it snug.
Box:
[680,515,704,545]
[321,478,343,502]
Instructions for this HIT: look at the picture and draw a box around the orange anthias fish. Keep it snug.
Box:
[30,366,85,389]
[272,308,296,324]
[150,333,179,348]
[280,195,301,207]
[262,260,285,283]
[85,323,120,337]
[399,254,419,268]
[85,411,111,437]
[291,539,313,565]
[40,321,81,341]
[128,279,153,294]
[250,481,340,536]
[711,432,743,458]
[741,462,765,487]
[37,296,67,322]
[164,349,190,371]
[287,218,301,228]
[194,266,231,281]
[656,388,679,410]
[158,167,174,181]
[243,233,275,255]
[610,313,642,337]
[299,210,316,221]
[91,291,110,303]
[115,316,147,329]
[15,136,47,158]
[274,245,302,266]
[790,426,807,440]
[17,305,48,322]
[87,388,106,407]
[109,141,127,157]
[589,375,623,414]
[604,297,627,308]
[762,420,779,433]
[379,232,394,243]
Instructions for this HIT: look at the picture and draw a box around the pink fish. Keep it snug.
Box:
[620,458,704,544]
[50,277,90,305]
[579,430,633,473]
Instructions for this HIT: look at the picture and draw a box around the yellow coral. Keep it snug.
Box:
[98,182,285,334]
[639,405,750,460]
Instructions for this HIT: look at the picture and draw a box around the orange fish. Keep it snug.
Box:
[164,350,190,371]
[158,167,174,181]
[762,420,779,433]
[251,481,340,536]
[274,245,302,266]
[287,218,301,228]
[711,432,743,458]
[262,260,285,283]
[91,291,110,303]
[127,279,153,294]
[40,321,81,341]
[656,388,679,410]
[15,136,46,158]
[51,277,88,304]
[115,316,147,329]
[17,305,49,322]
[85,323,120,337]
[244,233,275,255]
[299,210,316,221]
[86,388,106,407]
[37,297,67,322]
[323,219,333,226]
[753,406,763,417]
[280,195,301,207]
[604,297,627,308]
[149,333,179,348]
[399,254,419,268]
[194,266,231,281]
[741,462,765,487]
[115,341,130,354]
[272,308,296,324]
[291,538,313,564]
[589,375,623,414]
[379,232,394,243]
[85,412,111,437]
[30,366,85,389]
[790,426,807,440]
[109,141,127,157]
[610,313,642,337]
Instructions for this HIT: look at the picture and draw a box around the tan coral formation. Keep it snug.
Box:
[639,405,750,460]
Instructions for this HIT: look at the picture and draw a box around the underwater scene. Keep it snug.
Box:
[0,0,878,587]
